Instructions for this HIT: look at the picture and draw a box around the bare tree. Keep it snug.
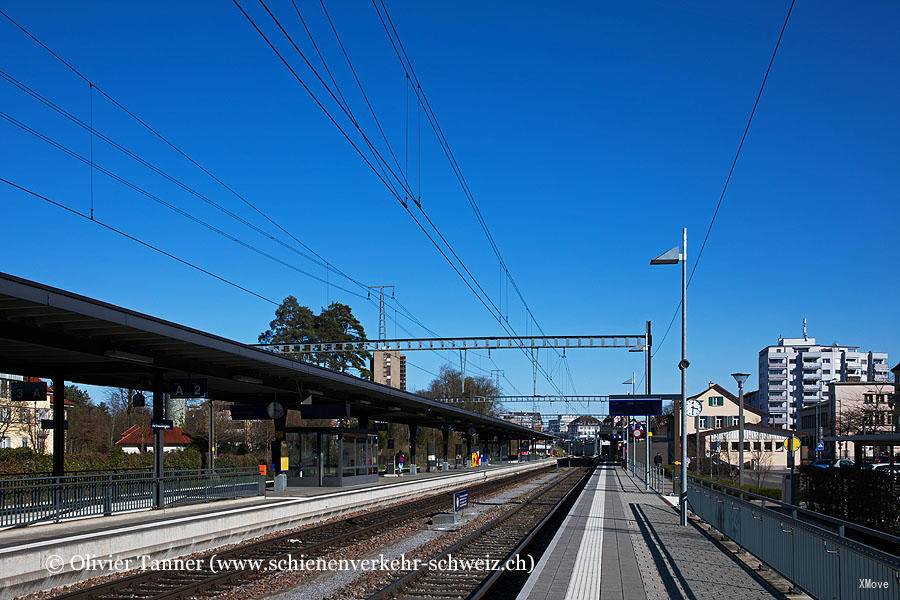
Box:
[749,438,775,488]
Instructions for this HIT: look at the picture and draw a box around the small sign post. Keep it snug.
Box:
[453,489,469,512]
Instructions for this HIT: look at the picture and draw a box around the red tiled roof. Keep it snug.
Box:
[115,424,193,447]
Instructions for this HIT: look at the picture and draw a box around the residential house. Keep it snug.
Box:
[115,424,193,454]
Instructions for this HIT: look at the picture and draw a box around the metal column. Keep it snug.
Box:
[409,423,418,475]
[441,426,450,470]
[645,320,652,490]
[679,227,689,526]
[208,399,215,473]
[51,375,65,477]
[152,373,165,509]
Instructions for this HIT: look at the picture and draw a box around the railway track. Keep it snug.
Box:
[47,465,553,600]
[368,464,594,600]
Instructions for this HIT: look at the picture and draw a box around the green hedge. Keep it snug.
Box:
[800,466,900,535]
[686,468,782,500]
[0,448,259,476]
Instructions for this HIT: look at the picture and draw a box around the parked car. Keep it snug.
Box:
[863,462,898,471]
[810,458,854,469]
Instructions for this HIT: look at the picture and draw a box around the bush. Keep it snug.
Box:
[800,467,900,535]
[0,447,51,474]
[0,448,266,477]
[685,469,782,500]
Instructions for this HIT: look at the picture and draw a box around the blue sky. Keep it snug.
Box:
[1,1,898,416]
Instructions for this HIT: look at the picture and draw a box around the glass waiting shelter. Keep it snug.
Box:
[285,427,379,487]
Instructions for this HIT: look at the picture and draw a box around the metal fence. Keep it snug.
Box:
[0,468,262,527]
[627,459,672,495]
[688,477,900,599]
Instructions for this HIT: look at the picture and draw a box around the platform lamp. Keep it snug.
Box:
[731,372,751,487]
[651,228,689,526]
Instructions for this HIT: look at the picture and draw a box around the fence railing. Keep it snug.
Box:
[627,459,671,495]
[688,476,900,599]
[0,469,262,528]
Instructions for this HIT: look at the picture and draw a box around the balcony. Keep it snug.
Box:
[768,372,787,381]
[802,383,819,391]
[802,372,820,381]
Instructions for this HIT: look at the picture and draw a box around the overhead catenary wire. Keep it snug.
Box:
[236,0,565,396]
[0,7,377,301]
[2,172,467,386]
[0,13,485,385]
[370,0,575,394]
[2,3,564,394]
[0,176,280,306]
[323,2,561,395]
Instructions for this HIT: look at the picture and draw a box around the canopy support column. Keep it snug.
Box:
[51,374,65,477]
[152,373,165,509]
[409,423,418,475]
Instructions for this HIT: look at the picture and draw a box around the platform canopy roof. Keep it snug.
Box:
[0,272,551,440]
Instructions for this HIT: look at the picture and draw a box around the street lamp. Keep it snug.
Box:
[651,228,688,526]
[731,372,751,487]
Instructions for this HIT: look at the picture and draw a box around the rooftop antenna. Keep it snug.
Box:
[803,318,808,341]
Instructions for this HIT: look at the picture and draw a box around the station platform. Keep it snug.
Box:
[0,459,551,598]
[517,464,781,600]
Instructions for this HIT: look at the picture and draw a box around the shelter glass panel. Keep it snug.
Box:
[323,433,339,477]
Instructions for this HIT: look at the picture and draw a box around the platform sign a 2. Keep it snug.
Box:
[169,379,208,399]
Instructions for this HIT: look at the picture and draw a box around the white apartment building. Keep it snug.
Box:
[567,415,601,439]
[499,411,543,432]
[553,414,580,438]
[753,323,889,429]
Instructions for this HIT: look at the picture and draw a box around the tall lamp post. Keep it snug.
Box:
[731,372,750,487]
[651,228,689,526]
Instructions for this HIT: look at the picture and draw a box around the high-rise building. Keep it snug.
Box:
[371,350,407,390]
[752,322,889,429]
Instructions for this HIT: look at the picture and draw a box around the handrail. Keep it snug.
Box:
[689,475,900,547]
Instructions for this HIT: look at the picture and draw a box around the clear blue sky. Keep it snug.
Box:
[1,1,898,415]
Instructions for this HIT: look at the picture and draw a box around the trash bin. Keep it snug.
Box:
[274,473,287,492]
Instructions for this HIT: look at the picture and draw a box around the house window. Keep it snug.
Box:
[715,416,725,428]
[699,416,708,428]
[731,442,740,451]
[764,442,773,451]
[0,437,9,449]
[730,416,740,426]
[753,441,762,451]
[708,396,724,407]
[20,437,29,448]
